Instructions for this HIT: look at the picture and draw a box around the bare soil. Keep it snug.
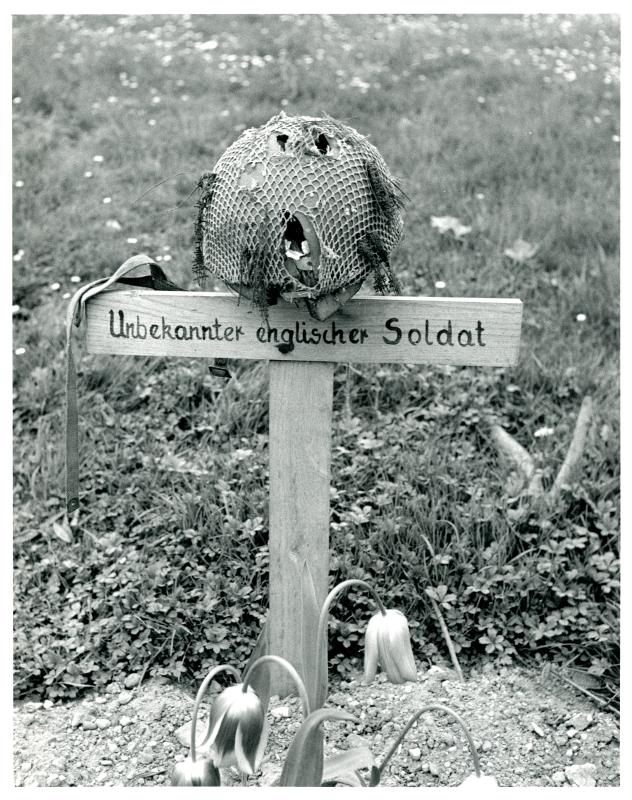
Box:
[13,662,619,788]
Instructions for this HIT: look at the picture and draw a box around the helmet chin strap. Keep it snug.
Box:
[65,255,183,515]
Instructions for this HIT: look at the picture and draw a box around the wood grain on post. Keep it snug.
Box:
[268,360,334,696]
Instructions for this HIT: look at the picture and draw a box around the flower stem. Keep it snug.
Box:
[377,703,481,778]
[242,655,311,719]
[189,664,241,762]
[314,579,386,708]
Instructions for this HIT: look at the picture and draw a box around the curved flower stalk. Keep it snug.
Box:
[202,654,310,775]
[293,567,417,786]
[372,703,497,787]
[241,654,311,719]
[171,664,240,786]
[313,578,417,707]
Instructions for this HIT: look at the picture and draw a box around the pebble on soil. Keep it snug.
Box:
[13,664,619,787]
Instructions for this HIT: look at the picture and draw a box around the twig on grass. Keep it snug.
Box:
[550,395,593,499]
[427,595,465,683]
[548,665,619,717]
[487,421,535,485]
[416,534,465,682]
[131,767,167,781]
[486,395,594,503]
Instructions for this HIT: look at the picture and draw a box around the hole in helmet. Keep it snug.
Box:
[282,211,320,288]
[306,128,339,157]
[268,131,291,155]
[314,132,331,154]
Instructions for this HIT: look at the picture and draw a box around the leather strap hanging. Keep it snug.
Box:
[65,254,182,514]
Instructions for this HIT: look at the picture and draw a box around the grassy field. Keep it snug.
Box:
[12,14,619,705]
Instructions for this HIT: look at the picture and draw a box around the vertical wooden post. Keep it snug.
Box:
[84,290,522,698]
[268,360,334,696]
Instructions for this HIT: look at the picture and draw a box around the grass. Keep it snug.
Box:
[12,14,619,704]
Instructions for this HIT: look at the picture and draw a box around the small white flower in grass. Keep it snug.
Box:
[476,192,485,200]
[435,280,446,290]
[13,249,24,262]
[181,95,190,102]
[15,180,24,188]
[593,116,602,124]
[50,282,60,291]
[106,219,122,230]
[107,96,118,104]
[13,97,22,104]
[612,134,620,143]
[126,237,138,244]
[152,96,161,104]
[15,347,26,356]
[12,304,20,314]
[364,609,417,684]
[63,292,71,299]
[477,95,486,104]
[534,427,554,438]
[504,238,538,264]
[163,254,172,262]
[197,39,218,51]
[430,216,472,238]
[162,245,170,251]
[93,155,104,163]
[103,197,112,204]
[84,171,93,178]
[148,119,156,126]
[70,275,81,283]
[576,313,587,322]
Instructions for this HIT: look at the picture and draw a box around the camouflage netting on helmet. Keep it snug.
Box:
[194,112,406,320]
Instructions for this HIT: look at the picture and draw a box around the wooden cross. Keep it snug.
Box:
[84,288,522,694]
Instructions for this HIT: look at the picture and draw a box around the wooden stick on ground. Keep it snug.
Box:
[487,417,537,495]
[427,595,465,683]
[548,395,593,500]
[487,394,593,501]
[488,421,535,482]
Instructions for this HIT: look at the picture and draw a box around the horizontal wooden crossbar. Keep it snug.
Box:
[85,289,523,366]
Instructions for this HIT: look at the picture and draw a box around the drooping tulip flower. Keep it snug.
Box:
[364,609,417,684]
[204,683,268,774]
[171,755,221,786]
